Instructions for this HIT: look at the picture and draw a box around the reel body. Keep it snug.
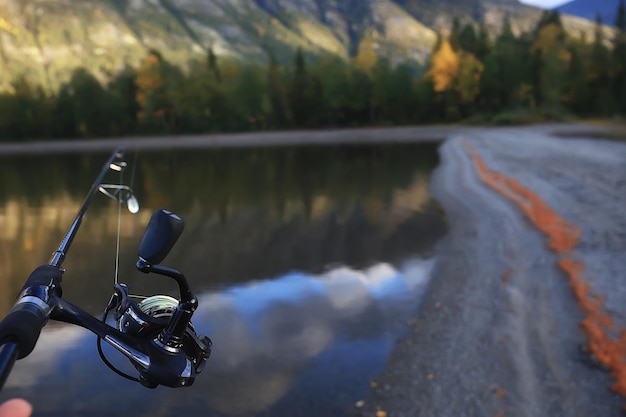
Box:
[100,282,212,388]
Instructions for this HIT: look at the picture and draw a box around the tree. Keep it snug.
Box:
[135,50,168,131]
[476,21,491,60]
[565,40,592,115]
[586,14,614,115]
[50,85,77,138]
[318,55,352,126]
[459,23,478,55]
[353,32,378,76]
[536,10,563,32]
[455,52,484,108]
[107,68,139,135]
[266,54,290,128]
[530,13,570,107]
[427,40,459,93]
[135,50,184,133]
[478,17,533,112]
[66,68,108,137]
[0,77,52,141]
[233,64,267,130]
[614,0,626,113]
[371,58,393,123]
[207,47,222,83]
[288,48,320,127]
[388,63,417,124]
[616,0,626,32]
[449,17,462,51]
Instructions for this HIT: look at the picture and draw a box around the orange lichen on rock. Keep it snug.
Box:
[463,141,626,399]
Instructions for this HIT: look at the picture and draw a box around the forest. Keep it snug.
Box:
[0,5,624,141]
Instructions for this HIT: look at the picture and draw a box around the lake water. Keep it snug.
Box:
[0,143,445,416]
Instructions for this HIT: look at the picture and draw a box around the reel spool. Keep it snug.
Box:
[117,294,180,335]
[114,289,198,341]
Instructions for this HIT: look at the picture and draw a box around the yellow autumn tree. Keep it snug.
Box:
[135,51,165,121]
[427,40,459,93]
[0,16,18,35]
[136,52,162,106]
[353,32,378,76]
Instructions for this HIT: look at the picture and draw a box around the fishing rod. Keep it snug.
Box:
[0,145,211,391]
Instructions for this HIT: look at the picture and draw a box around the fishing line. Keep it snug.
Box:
[112,151,146,300]
[114,163,124,286]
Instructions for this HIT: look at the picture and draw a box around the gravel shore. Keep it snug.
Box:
[356,129,626,417]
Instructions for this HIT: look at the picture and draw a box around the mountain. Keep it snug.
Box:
[557,0,621,26]
[0,0,611,92]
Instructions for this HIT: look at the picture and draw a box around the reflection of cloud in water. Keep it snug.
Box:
[1,258,434,417]
[4,325,86,389]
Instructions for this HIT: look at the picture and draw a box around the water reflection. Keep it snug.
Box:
[2,259,434,417]
[0,145,444,314]
[0,143,445,416]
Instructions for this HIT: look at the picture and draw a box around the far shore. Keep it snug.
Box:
[0,123,608,155]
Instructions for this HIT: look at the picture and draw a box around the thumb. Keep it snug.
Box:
[0,399,32,417]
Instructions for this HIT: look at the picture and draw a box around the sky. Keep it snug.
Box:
[518,0,572,8]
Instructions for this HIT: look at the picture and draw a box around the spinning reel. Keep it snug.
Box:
[98,209,212,388]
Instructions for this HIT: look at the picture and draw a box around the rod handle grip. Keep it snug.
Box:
[0,304,47,359]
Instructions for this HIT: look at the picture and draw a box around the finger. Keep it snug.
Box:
[0,399,32,417]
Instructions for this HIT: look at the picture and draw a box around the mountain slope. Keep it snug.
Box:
[557,0,621,26]
[0,0,613,92]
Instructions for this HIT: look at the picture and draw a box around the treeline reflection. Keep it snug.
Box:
[0,144,445,314]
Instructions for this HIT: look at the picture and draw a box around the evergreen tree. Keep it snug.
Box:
[617,0,626,32]
[0,77,52,140]
[459,23,478,55]
[388,63,416,124]
[288,48,318,127]
[614,0,626,113]
[530,11,570,108]
[107,68,139,135]
[50,85,77,138]
[449,17,462,51]
[66,68,108,137]
[207,47,222,83]
[587,14,614,115]
[266,54,290,128]
[501,14,514,40]
[479,18,531,111]
[348,67,373,124]
[476,21,491,60]
[371,58,393,123]
[565,41,591,115]
[233,64,266,130]
[536,10,563,32]
[318,55,358,126]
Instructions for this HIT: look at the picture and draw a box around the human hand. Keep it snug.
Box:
[0,399,32,417]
